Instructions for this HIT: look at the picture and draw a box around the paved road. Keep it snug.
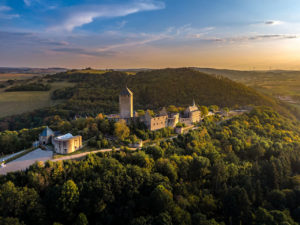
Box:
[0,147,137,175]
[0,148,53,175]
[51,147,137,162]
[0,150,26,162]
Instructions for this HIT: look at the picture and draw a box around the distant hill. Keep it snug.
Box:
[191,67,300,84]
[192,68,300,116]
[0,68,296,131]
[0,67,67,74]
[50,68,280,113]
[130,68,280,109]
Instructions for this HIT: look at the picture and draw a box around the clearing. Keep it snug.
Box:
[0,81,74,117]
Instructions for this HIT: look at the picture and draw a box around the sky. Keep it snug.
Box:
[1,0,300,69]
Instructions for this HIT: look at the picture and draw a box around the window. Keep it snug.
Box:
[74,140,77,150]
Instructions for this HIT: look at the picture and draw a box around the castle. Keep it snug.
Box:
[109,86,202,131]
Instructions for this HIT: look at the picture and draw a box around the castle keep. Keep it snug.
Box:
[119,86,133,119]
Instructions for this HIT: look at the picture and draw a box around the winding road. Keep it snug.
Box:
[0,147,137,175]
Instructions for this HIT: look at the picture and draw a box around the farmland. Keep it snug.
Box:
[0,81,73,118]
[0,73,42,81]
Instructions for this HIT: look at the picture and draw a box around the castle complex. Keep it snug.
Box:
[110,86,202,131]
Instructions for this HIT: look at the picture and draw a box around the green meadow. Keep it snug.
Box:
[0,81,73,118]
[0,73,41,81]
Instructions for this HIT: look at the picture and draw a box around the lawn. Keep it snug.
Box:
[0,81,74,118]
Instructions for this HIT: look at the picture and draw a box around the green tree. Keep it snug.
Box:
[151,185,173,213]
[75,213,88,225]
[114,120,130,141]
[199,106,209,117]
[58,180,79,216]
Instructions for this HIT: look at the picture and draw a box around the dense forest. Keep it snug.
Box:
[1,68,295,131]
[48,68,279,113]
[0,107,300,225]
[5,83,51,92]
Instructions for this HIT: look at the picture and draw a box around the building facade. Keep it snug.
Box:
[52,133,82,154]
[180,100,202,125]
[143,110,168,131]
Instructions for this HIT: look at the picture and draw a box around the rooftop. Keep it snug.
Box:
[40,126,54,137]
[55,133,76,141]
[120,86,133,96]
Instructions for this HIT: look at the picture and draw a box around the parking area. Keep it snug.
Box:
[0,148,53,175]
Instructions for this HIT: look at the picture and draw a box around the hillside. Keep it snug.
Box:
[50,68,279,113]
[0,68,293,131]
[0,107,299,225]
[193,68,300,107]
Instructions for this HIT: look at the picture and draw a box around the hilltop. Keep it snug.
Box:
[50,68,279,113]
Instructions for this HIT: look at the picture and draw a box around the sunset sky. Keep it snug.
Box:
[1,0,300,69]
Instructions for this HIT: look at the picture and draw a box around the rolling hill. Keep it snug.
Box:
[0,68,294,131]
[48,68,286,115]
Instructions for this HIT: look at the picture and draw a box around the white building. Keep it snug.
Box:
[52,133,82,154]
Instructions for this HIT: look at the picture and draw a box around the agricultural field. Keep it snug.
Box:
[195,68,300,108]
[0,81,74,118]
[0,73,42,81]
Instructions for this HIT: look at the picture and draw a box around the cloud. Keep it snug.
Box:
[0,5,19,19]
[51,47,115,57]
[97,33,169,52]
[171,24,215,39]
[48,1,165,32]
[0,6,11,11]
[23,0,31,6]
[0,14,19,19]
[0,31,69,46]
[116,20,128,29]
[264,20,284,26]
[200,34,298,43]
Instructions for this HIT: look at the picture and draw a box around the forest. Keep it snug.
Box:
[5,83,51,92]
[1,68,297,132]
[0,107,299,225]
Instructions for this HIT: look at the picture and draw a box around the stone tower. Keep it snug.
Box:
[119,86,133,119]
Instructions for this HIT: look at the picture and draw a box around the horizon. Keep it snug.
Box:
[1,0,300,69]
[2,66,300,72]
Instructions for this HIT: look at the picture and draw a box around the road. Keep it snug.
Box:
[51,147,137,162]
[0,147,137,175]
[0,110,248,175]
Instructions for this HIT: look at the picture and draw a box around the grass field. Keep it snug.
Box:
[195,68,300,108]
[0,73,43,81]
[0,81,74,118]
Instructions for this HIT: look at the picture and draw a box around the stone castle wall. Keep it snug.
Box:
[148,115,168,131]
